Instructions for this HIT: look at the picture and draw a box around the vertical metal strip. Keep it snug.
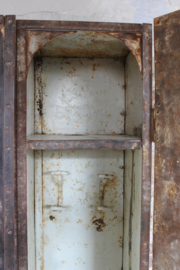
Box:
[141,24,152,270]
[0,15,4,270]
[3,15,16,270]
[35,150,43,270]
[16,29,27,269]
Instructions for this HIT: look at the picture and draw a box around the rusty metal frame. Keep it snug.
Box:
[141,23,152,270]
[0,18,152,270]
[0,15,4,270]
[154,10,180,270]
[0,15,16,270]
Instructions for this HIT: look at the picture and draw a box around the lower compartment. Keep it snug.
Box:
[27,149,142,270]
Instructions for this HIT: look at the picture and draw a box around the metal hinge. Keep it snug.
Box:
[151,108,155,142]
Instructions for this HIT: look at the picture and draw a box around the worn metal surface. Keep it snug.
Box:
[16,29,28,269]
[123,150,142,270]
[125,52,143,136]
[108,32,142,74]
[17,20,143,33]
[24,21,143,76]
[27,150,35,270]
[16,19,151,270]
[3,15,16,270]
[27,30,142,75]
[37,31,129,58]
[27,31,69,72]
[35,57,125,135]
[123,51,143,270]
[35,149,124,270]
[26,135,142,150]
[0,15,4,270]
[27,61,36,270]
[0,16,4,26]
[140,24,152,270]
[154,10,180,270]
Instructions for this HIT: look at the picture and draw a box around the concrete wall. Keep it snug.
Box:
[1,0,179,24]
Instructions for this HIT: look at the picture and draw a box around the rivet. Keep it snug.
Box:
[7,61,12,65]
[6,104,11,108]
[8,230,12,234]
[157,103,161,107]
[7,189,11,193]
[7,146,11,151]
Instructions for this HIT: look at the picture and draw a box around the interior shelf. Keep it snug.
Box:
[26,134,142,150]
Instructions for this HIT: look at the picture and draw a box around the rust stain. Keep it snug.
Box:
[0,26,5,38]
[67,67,77,78]
[28,31,129,64]
[108,32,142,76]
[27,30,75,73]
[49,215,55,221]
[154,10,180,270]
[92,217,106,232]
[133,125,142,137]
[37,98,43,116]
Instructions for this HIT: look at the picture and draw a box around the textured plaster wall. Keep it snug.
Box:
[1,0,180,23]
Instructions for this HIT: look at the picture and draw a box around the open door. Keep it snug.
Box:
[154,10,180,270]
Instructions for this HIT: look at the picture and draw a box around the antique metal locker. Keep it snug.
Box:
[0,10,180,270]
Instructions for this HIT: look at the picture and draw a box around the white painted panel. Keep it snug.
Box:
[27,61,35,270]
[35,150,124,270]
[123,150,132,270]
[35,150,43,270]
[27,59,35,136]
[39,57,125,135]
[125,52,142,136]
[27,150,35,270]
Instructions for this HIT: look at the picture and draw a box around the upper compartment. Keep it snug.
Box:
[27,28,142,148]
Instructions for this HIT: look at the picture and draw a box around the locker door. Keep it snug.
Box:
[35,150,124,270]
[154,10,180,270]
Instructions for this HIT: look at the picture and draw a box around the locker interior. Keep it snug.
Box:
[26,31,142,270]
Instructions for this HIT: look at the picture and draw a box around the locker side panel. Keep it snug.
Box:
[0,15,4,270]
[154,10,180,270]
[2,15,16,270]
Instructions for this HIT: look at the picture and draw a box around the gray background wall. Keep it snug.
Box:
[1,0,180,24]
